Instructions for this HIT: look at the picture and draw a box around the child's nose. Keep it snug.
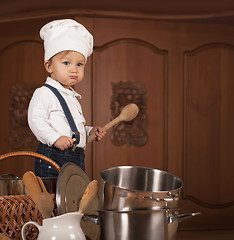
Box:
[70,64,77,72]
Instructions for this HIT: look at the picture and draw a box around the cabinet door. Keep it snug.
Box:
[92,38,168,178]
[181,43,234,230]
[0,37,46,175]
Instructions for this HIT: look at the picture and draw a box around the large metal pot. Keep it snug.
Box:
[100,166,183,210]
[83,209,200,240]
[99,210,168,240]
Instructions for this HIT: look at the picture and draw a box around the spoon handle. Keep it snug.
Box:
[36,176,55,218]
[37,176,47,192]
[87,116,120,143]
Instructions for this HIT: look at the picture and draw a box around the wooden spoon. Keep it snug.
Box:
[23,171,41,203]
[88,103,139,143]
[78,180,98,214]
[23,171,54,219]
[36,176,54,219]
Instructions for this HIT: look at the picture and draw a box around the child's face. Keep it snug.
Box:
[45,51,86,89]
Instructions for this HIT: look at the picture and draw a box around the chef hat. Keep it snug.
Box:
[40,19,93,61]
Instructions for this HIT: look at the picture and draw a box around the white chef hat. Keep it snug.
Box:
[40,19,93,61]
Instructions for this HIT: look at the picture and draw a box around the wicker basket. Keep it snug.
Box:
[0,151,60,240]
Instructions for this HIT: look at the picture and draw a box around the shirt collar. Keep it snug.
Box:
[45,77,82,99]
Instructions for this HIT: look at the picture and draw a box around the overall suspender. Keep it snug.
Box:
[44,84,80,146]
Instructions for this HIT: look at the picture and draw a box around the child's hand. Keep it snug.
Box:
[54,136,73,150]
[90,127,106,142]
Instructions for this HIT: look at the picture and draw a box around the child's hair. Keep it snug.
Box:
[46,50,76,76]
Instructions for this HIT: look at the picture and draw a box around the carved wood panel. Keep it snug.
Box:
[9,84,39,149]
[110,81,148,146]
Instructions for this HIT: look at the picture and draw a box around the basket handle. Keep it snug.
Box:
[0,151,60,172]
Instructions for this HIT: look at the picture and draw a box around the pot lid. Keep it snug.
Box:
[56,162,100,239]
[56,162,90,214]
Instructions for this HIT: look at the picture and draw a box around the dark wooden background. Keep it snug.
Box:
[0,10,233,236]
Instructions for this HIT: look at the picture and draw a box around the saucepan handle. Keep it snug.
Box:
[82,214,100,225]
[168,212,201,224]
[143,196,175,202]
[167,191,179,198]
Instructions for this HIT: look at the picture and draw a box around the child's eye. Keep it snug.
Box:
[63,61,70,65]
[77,63,83,67]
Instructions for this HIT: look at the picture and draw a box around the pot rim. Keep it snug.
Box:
[98,209,171,214]
[100,165,183,192]
[102,181,183,193]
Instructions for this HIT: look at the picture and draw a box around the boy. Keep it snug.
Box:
[28,19,106,177]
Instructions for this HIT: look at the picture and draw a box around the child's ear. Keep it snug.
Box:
[44,60,53,74]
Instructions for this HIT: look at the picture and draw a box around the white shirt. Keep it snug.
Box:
[28,77,92,148]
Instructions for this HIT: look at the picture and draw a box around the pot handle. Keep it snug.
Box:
[21,221,42,240]
[82,214,100,225]
[143,196,175,202]
[167,191,179,198]
[168,212,201,224]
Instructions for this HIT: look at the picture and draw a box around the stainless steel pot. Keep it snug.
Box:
[100,210,167,240]
[83,209,200,240]
[0,174,56,195]
[0,151,60,195]
[100,166,183,210]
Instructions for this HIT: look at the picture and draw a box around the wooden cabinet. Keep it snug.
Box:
[0,15,233,232]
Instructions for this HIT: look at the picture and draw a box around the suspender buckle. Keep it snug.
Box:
[72,131,80,145]
[72,131,80,152]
